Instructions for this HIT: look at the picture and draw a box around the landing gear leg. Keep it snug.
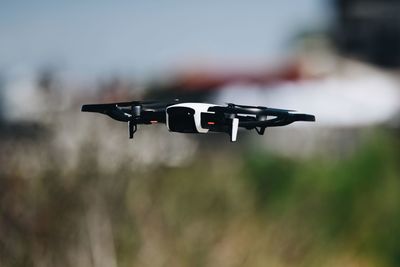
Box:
[129,120,137,139]
[255,127,266,135]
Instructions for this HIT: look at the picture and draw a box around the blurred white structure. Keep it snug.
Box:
[216,60,400,128]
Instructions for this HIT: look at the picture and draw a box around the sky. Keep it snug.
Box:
[0,0,331,80]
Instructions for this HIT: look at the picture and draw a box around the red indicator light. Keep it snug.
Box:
[208,122,215,125]
[150,120,158,124]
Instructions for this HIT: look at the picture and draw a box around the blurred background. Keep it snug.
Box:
[1,0,400,266]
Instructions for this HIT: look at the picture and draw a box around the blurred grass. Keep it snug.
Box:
[1,129,399,266]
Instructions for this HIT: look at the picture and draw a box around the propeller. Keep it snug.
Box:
[226,102,294,111]
[265,107,296,113]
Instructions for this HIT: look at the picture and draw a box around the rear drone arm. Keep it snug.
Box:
[238,113,315,136]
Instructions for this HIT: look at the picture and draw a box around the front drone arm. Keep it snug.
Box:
[81,103,131,122]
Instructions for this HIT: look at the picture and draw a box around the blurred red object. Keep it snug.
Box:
[175,62,304,92]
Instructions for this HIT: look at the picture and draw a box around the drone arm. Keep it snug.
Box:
[81,104,130,122]
[271,113,315,126]
[289,113,315,122]
[239,113,315,128]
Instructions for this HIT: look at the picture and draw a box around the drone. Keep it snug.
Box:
[81,100,315,142]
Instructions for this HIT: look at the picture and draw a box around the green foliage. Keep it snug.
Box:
[241,131,400,266]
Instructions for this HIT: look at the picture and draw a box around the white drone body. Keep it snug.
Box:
[165,103,240,141]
